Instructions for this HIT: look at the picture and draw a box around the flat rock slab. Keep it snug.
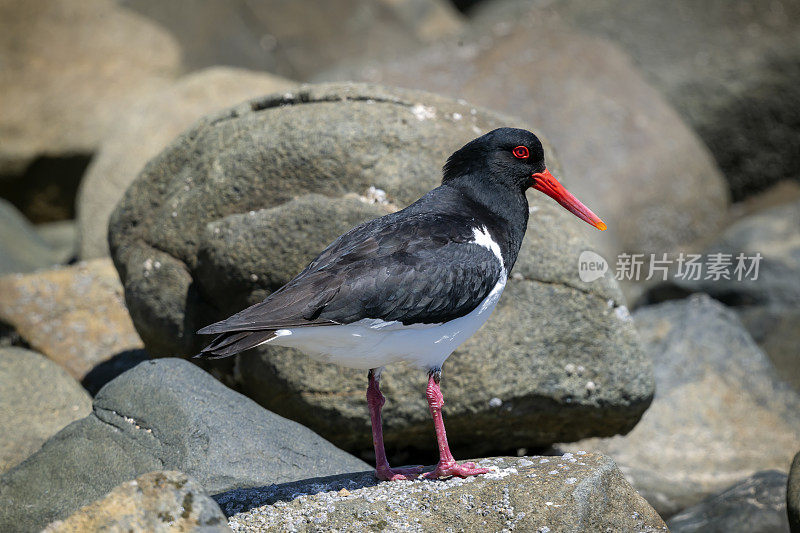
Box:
[0,358,367,532]
[44,470,230,533]
[219,454,667,532]
[560,294,800,517]
[108,82,653,456]
[0,347,91,473]
[0,258,144,384]
[667,470,790,533]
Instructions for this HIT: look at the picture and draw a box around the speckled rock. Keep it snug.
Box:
[321,20,729,265]
[218,454,667,532]
[0,347,91,473]
[647,198,800,391]
[789,452,800,533]
[108,82,653,456]
[0,198,66,275]
[471,0,800,200]
[43,471,230,533]
[123,0,463,80]
[77,67,295,259]
[0,358,367,532]
[559,295,800,517]
[666,471,790,533]
[0,0,179,220]
[0,259,144,384]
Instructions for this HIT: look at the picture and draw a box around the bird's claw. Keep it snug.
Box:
[375,465,424,481]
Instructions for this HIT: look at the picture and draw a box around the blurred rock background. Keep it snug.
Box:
[1,0,798,531]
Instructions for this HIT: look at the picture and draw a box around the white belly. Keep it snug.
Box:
[261,271,507,370]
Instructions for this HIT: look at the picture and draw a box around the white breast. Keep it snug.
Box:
[260,225,507,370]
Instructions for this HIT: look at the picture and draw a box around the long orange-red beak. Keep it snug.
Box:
[531,169,607,231]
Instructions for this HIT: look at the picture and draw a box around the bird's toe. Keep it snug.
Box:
[423,461,491,479]
[375,465,424,481]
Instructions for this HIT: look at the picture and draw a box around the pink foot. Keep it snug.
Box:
[423,460,491,479]
[375,464,424,481]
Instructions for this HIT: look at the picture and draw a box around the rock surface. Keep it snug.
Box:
[219,454,667,532]
[0,259,144,384]
[0,0,180,219]
[0,198,65,275]
[108,82,653,456]
[43,470,230,533]
[472,0,800,200]
[560,295,800,517]
[35,220,78,265]
[666,471,790,533]
[0,347,91,473]
[123,0,463,80]
[0,358,367,532]
[77,67,295,259]
[322,20,729,263]
[790,451,800,533]
[647,198,800,391]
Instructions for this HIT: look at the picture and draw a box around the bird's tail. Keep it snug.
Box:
[194,330,276,359]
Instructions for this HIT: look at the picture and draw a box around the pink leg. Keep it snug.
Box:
[423,370,490,479]
[367,369,423,481]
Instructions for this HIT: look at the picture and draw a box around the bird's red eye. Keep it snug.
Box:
[512,146,529,159]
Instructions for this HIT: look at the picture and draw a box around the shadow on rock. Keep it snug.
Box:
[80,349,150,395]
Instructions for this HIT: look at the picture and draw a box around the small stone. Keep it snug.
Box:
[0,259,144,384]
[42,471,229,532]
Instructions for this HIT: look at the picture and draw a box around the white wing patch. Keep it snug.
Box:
[472,225,504,267]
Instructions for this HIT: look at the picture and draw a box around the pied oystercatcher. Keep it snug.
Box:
[197,128,606,480]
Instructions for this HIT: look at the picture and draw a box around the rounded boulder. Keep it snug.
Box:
[109,82,653,455]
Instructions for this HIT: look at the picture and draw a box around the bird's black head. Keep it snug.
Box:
[443,127,606,231]
[443,128,546,192]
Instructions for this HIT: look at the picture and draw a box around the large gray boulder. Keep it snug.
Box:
[471,0,800,200]
[560,295,800,517]
[319,19,729,268]
[108,83,653,457]
[0,358,367,532]
[0,347,91,474]
[0,0,180,220]
[77,67,295,259]
[122,0,463,80]
[667,471,790,533]
[220,454,668,532]
[647,198,800,391]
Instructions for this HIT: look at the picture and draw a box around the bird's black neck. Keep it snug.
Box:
[439,175,529,271]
